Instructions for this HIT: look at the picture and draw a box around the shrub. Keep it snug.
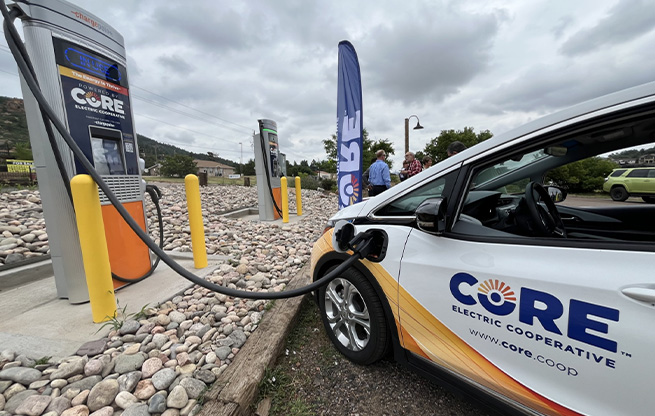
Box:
[300,175,320,190]
[320,178,335,191]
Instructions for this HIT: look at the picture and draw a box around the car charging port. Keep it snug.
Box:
[332,221,388,263]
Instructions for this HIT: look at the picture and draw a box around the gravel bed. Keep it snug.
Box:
[0,184,336,416]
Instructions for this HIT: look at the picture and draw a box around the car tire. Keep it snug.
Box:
[610,186,629,201]
[318,265,389,365]
[642,196,655,204]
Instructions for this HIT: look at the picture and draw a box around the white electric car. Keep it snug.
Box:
[310,81,655,416]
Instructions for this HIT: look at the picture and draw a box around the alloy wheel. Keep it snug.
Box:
[323,277,371,351]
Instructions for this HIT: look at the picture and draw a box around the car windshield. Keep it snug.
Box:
[471,148,548,191]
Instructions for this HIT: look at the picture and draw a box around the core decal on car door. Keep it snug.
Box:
[398,279,583,416]
[450,273,619,365]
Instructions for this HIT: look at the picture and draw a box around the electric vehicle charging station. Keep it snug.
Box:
[254,119,283,221]
[11,0,150,303]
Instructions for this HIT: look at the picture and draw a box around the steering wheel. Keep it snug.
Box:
[524,182,566,237]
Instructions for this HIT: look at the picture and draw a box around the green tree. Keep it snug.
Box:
[323,128,396,171]
[422,127,493,162]
[316,159,335,173]
[160,154,197,177]
[242,159,256,176]
[546,157,617,193]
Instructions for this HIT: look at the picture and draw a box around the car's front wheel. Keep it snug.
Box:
[642,196,655,204]
[318,265,389,365]
[610,186,629,201]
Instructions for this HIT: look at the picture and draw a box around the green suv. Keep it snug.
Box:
[603,167,655,202]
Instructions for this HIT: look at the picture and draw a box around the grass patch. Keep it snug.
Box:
[34,356,51,366]
[264,299,276,311]
[285,298,322,352]
[254,297,326,416]
[258,367,314,416]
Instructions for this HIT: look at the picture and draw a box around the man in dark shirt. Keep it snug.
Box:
[447,141,467,157]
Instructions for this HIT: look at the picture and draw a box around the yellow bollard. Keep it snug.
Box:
[70,175,116,323]
[184,174,208,268]
[281,176,289,223]
[295,176,302,216]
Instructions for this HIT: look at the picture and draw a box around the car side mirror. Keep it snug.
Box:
[547,186,567,203]
[415,197,447,235]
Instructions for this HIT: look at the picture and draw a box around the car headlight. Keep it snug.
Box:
[322,219,336,235]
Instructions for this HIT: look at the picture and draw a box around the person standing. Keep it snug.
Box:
[403,152,423,178]
[447,141,467,157]
[368,149,391,196]
[362,157,376,196]
[398,160,410,181]
[422,156,433,170]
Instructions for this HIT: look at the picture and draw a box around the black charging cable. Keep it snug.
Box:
[2,3,369,300]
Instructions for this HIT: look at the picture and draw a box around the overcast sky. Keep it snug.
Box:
[1,0,655,169]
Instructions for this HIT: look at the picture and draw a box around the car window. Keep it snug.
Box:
[450,115,655,245]
[375,172,456,217]
[627,169,648,178]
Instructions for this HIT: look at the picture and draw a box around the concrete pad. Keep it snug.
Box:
[218,206,304,224]
[0,252,226,360]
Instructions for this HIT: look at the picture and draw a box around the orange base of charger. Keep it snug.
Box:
[101,201,151,289]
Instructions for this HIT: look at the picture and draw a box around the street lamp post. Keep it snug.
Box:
[404,115,424,155]
[239,142,243,176]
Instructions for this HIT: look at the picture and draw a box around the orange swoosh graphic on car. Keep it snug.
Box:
[311,230,580,416]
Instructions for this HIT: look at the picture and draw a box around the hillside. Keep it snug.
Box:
[0,97,29,145]
[0,96,237,168]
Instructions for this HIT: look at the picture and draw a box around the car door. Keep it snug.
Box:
[397,163,655,415]
[626,168,649,193]
[644,168,655,193]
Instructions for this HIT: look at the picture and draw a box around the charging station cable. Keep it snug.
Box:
[2,3,372,300]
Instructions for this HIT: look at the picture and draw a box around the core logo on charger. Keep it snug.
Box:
[450,272,619,353]
[71,87,125,116]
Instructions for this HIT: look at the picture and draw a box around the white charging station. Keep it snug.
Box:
[11,0,150,303]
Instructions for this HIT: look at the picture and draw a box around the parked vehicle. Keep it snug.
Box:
[310,81,655,415]
[603,167,655,203]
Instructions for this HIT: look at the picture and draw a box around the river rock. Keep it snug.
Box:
[0,367,42,385]
[14,394,51,416]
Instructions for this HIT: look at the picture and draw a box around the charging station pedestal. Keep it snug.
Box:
[13,0,150,303]
[254,119,283,221]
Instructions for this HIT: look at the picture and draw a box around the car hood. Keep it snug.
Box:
[329,198,372,222]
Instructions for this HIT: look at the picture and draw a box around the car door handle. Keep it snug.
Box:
[622,287,655,302]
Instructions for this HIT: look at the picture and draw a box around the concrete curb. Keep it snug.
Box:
[198,263,311,416]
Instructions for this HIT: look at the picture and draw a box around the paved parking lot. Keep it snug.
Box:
[561,195,647,208]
